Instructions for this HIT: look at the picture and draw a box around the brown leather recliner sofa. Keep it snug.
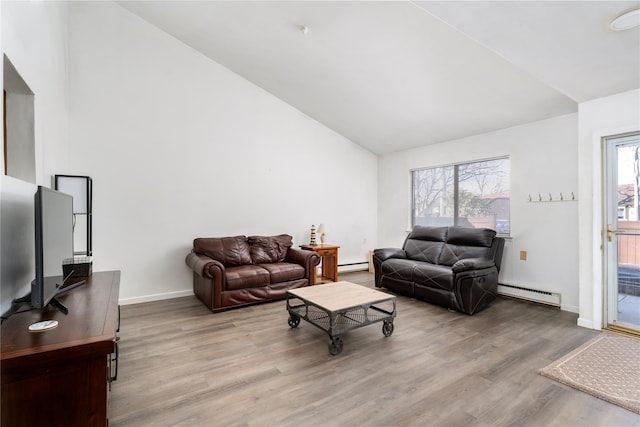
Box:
[373,226,504,315]
[186,234,320,312]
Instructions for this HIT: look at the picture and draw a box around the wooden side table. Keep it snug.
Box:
[299,244,340,284]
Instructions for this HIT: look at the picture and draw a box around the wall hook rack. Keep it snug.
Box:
[528,192,578,203]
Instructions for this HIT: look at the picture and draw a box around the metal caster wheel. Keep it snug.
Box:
[288,314,300,328]
[382,320,394,337]
[328,336,343,355]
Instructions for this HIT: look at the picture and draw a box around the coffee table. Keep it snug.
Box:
[286,281,396,355]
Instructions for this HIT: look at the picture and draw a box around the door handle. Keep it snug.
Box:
[608,224,613,242]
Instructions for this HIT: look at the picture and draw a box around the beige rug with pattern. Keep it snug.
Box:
[539,332,640,414]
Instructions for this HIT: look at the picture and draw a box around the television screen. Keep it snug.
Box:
[31,186,74,309]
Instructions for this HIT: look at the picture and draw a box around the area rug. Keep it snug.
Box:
[539,332,640,414]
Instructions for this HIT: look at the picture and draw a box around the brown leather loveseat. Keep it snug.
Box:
[373,226,504,315]
[186,234,320,312]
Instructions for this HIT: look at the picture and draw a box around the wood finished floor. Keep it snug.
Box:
[109,272,640,427]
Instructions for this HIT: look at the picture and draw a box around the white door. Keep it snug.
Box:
[604,132,640,333]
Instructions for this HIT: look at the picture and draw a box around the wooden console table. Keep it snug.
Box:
[1,270,121,427]
[300,244,340,284]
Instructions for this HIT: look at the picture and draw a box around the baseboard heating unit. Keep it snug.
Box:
[338,262,369,273]
[497,283,561,308]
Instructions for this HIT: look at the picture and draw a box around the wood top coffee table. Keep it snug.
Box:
[286,281,396,355]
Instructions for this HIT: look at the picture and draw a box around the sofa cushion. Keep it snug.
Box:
[446,227,495,247]
[405,240,444,264]
[259,262,305,283]
[193,236,251,267]
[404,226,447,263]
[438,227,495,266]
[407,225,448,242]
[380,258,416,281]
[225,265,270,290]
[248,234,293,264]
[412,263,454,291]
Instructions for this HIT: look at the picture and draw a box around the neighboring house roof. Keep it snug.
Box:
[482,192,509,200]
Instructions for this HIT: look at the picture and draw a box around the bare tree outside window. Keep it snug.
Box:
[412,158,510,233]
[412,165,454,226]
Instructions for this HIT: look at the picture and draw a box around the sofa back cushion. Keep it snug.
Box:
[446,227,495,247]
[248,234,293,264]
[438,227,496,266]
[193,236,252,267]
[403,226,447,264]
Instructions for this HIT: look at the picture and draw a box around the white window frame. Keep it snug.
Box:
[410,156,510,236]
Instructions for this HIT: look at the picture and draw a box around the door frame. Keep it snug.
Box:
[602,131,640,333]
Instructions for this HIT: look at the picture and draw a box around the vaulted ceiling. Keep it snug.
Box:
[116,1,640,155]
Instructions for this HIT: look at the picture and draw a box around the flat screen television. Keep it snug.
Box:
[31,186,74,309]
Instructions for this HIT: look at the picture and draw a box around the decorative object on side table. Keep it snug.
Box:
[309,224,317,246]
[317,223,327,245]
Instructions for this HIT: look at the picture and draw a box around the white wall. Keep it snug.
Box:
[378,114,580,312]
[67,2,378,304]
[577,89,640,329]
[0,1,69,315]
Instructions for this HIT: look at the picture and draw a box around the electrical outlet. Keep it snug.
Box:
[520,250,527,261]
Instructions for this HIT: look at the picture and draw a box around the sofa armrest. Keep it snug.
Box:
[186,251,226,310]
[186,251,225,279]
[372,248,407,288]
[286,248,321,281]
[454,264,499,315]
[452,258,495,274]
[373,248,407,262]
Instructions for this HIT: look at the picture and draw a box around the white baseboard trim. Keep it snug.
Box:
[119,289,193,306]
[577,317,599,330]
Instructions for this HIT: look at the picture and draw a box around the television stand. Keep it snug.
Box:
[48,297,69,315]
[1,271,120,427]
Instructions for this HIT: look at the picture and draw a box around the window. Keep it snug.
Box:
[411,157,510,234]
